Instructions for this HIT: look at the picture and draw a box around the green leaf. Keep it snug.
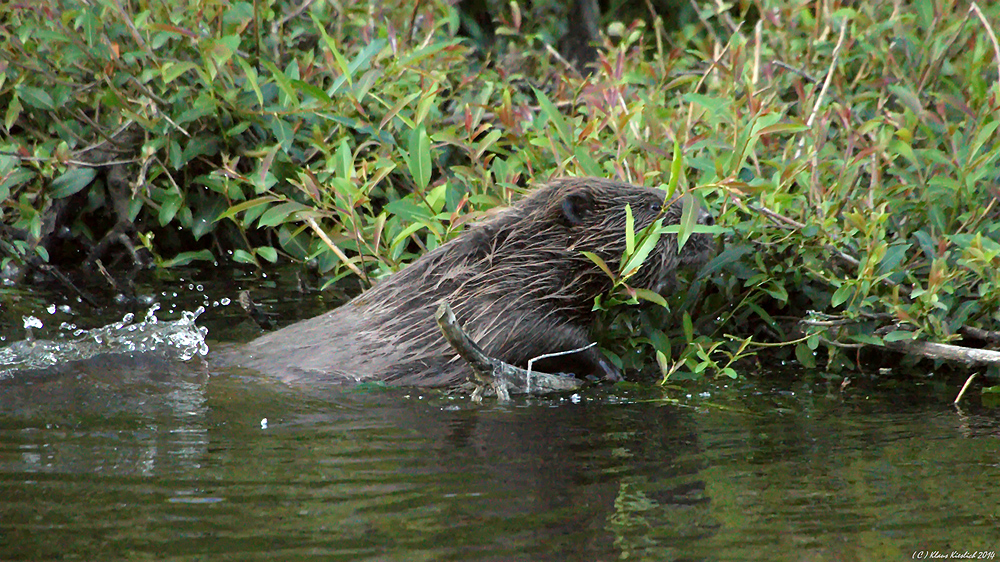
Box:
[257,201,311,228]
[624,204,635,256]
[256,246,278,263]
[633,288,667,307]
[398,38,462,66]
[233,249,257,264]
[852,334,884,346]
[877,242,911,276]
[889,84,924,116]
[831,283,853,308]
[581,251,616,281]
[573,146,602,177]
[269,117,295,151]
[76,8,100,45]
[533,87,572,147]
[236,58,263,106]
[312,13,354,90]
[425,182,448,213]
[681,93,731,117]
[415,88,438,125]
[407,125,432,190]
[205,34,241,68]
[656,349,669,376]
[967,120,999,165]
[5,95,22,131]
[262,60,299,107]
[159,192,183,226]
[682,312,694,343]
[795,342,817,369]
[292,79,334,105]
[17,86,54,110]
[883,330,918,342]
[160,250,215,268]
[161,61,199,84]
[666,138,683,200]
[753,122,809,136]
[335,138,353,179]
[215,196,280,223]
[475,129,503,160]
[0,168,35,195]
[49,168,97,198]
[677,195,698,250]
[621,218,663,279]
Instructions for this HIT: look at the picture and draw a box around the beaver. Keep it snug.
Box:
[238,177,716,388]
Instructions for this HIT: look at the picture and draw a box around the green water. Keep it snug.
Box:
[1,271,998,561]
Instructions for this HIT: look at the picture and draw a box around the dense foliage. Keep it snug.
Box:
[2,0,999,385]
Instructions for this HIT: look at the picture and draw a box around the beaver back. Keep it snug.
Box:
[240,177,715,387]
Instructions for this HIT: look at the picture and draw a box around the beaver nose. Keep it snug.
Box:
[698,209,714,226]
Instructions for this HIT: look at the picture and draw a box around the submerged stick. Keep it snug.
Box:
[434,302,582,401]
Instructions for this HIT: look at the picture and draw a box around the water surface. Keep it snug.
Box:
[1,270,997,561]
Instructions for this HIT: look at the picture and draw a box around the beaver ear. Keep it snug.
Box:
[558,190,593,227]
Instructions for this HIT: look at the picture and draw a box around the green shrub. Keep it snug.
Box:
[2,0,999,382]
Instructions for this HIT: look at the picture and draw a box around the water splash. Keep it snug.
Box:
[0,305,209,377]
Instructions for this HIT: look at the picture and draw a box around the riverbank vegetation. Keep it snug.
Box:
[2,0,999,392]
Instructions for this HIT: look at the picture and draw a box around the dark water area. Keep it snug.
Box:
[1,269,998,561]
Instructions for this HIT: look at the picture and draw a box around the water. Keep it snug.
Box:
[1,269,998,561]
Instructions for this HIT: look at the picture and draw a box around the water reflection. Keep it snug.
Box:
[1,268,999,561]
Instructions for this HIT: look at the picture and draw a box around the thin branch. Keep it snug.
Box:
[772,60,819,83]
[0,152,141,168]
[794,21,849,162]
[954,373,978,405]
[277,0,318,28]
[959,325,1000,345]
[111,0,152,55]
[884,339,1000,366]
[435,301,582,401]
[304,216,366,279]
[970,2,1000,92]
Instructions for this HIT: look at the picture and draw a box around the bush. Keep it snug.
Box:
[2,0,999,382]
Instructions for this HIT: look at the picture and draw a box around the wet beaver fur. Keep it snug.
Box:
[240,177,715,388]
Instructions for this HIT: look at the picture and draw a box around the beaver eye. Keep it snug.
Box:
[648,201,662,213]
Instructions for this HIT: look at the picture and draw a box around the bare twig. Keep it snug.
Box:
[111,0,152,55]
[543,43,582,77]
[960,325,1000,345]
[38,265,99,308]
[817,335,865,349]
[772,60,819,83]
[748,203,804,229]
[0,152,140,168]
[970,2,1000,91]
[794,21,849,164]
[277,0,318,27]
[954,372,978,405]
[304,216,366,279]
[752,20,762,86]
[884,339,1000,365]
[916,8,972,94]
[526,343,596,379]
[688,0,720,47]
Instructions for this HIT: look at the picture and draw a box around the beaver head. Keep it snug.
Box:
[242,177,716,388]
[514,177,716,302]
